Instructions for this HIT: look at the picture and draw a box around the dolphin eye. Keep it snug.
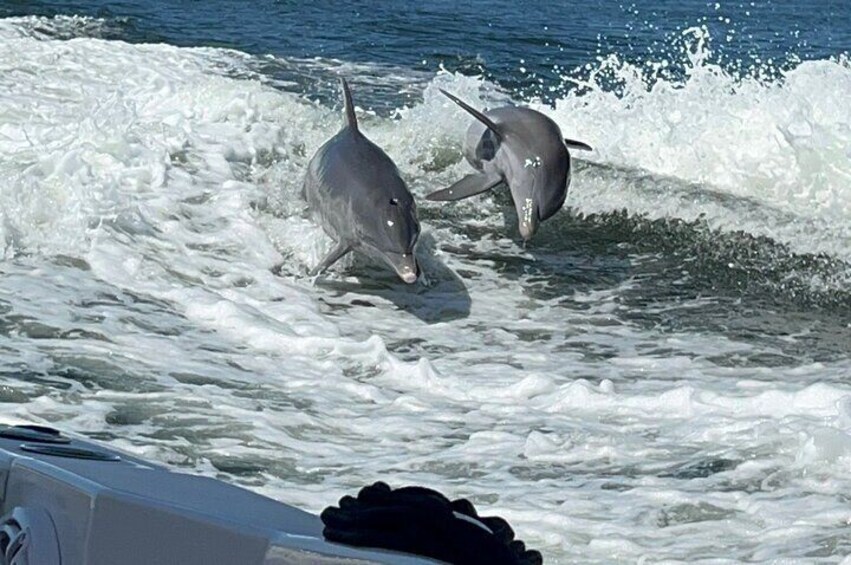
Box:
[389,198,399,206]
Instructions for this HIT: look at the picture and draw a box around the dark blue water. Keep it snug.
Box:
[4,0,849,100]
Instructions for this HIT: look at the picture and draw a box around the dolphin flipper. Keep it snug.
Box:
[564,138,593,151]
[310,241,352,275]
[425,172,503,201]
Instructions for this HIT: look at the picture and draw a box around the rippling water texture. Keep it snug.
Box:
[1,2,850,562]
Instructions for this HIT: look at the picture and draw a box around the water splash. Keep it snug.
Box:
[532,26,851,264]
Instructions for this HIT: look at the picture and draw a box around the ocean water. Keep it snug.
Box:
[1,1,850,562]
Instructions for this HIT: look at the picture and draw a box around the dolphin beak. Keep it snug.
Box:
[387,252,418,284]
[518,221,536,241]
[517,198,539,241]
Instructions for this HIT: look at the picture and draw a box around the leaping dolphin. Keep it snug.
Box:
[302,79,420,283]
[427,90,591,241]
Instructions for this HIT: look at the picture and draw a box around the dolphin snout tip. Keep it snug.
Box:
[400,272,418,284]
[392,254,419,284]
[518,222,537,242]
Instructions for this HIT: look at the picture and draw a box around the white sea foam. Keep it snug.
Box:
[1,16,850,563]
[539,27,851,262]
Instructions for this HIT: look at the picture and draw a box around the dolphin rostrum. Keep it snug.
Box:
[427,90,591,240]
[302,79,420,283]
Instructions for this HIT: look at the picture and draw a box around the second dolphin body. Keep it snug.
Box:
[427,90,591,241]
[302,79,420,283]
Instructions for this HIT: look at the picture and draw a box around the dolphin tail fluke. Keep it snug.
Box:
[425,172,503,201]
[310,241,352,276]
[564,138,593,151]
[340,78,358,132]
[439,89,503,141]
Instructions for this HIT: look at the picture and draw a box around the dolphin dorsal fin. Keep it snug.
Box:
[340,78,358,132]
[439,89,503,141]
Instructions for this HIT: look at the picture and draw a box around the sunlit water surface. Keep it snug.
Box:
[0,5,850,562]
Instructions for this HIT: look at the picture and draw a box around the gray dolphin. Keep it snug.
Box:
[302,79,420,283]
[427,90,591,240]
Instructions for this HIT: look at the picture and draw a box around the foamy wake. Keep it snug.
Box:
[1,18,849,263]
